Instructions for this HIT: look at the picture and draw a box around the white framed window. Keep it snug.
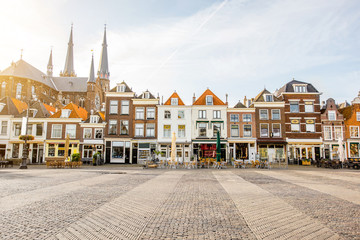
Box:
[213,110,221,119]
[121,100,129,115]
[328,110,336,121]
[178,125,185,137]
[120,120,129,135]
[357,112,360,121]
[294,84,307,93]
[306,120,315,132]
[1,121,7,135]
[117,85,125,92]
[171,98,178,105]
[95,128,103,139]
[334,126,342,140]
[213,123,221,137]
[135,124,144,137]
[291,120,300,132]
[178,110,184,119]
[36,124,42,136]
[350,126,359,138]
[304,101,314,113]
[164,110,171,119]
[147,107,155,119]
[260,109,268,120]
[90,115,99,123]
[14,123,21,136]
[290,101,299,113]
[243,125,252,137]
[83,128,92,139]
[164,125,171,138]
[198,110,206,119]
[206,95,213,105]
[260,124,269,137]
[108,120,117,135]
[146,123,155,137]
[265,94,273,102]
[61,109,71,118]
[16,83,22,99]
[109,100,118,114]
[271,109,280,120]
[135,107,144,119]
[51,124,62,138]
[231,125,239,137]
[324,126,332,140]
[272,123,281,137]
[65,124,76,138]
[144,92,150,99]
[198,123,207,137]
[243,114,252,122]
[230,114,239,122]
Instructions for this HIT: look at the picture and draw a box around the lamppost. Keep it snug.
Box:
[19,106,30,169]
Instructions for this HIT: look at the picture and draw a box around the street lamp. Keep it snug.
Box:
[19,106,30,169]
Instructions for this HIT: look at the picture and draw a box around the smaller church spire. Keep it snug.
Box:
[97,25,109,80]
[61,24,76,77]
[88,52,95,83]
[47,48,53,77]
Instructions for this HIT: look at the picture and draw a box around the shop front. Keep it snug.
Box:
[132,141,157,164]
[158,142,191,162]
[45,140,80,161]
[347,141,360,159]
[10,141,45,164]
[105,140,131,164]
[228,140,256,162]
[287,140,322,164]
[81,139,104,163]
[192,140,227,161]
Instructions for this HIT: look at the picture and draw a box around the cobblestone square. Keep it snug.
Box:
[0,166,359,239]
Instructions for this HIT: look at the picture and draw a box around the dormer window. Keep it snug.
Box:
[29,109,38,118]
[90,115,99,123]
[206,95,213,105]
[171,98,178,105]
[264,94,273,102]
[61,109,71,118]
[144,92,150,99]
[117,85,125,92]
[294,84,307,93]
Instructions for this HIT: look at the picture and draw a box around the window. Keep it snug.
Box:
[294,85,307,93]
[230,114,239,122]
[304,101,314,113]
[328,111,336,121]
[231,125,239,137]
[272,123,281,137]
[144,92,150,99]
[164,110,171,119]
[1,121,7,135]
[243,125,252,137]
[120,120,129,135]
[357,112,360,121]
[349,143,359,157]
[213,123,221,137]
[12,143,19,158]
[90,115,99,123]
[206,95,213,105]
[265,94,273,102]
[16,83,22,99]
[117,85,125,92]
[61,109,71,118]
[291,120,300,132]
[83,128,92,139]
[260,124,269,137]
[272,109,280,120]
[135,107,144,119]
[334,126,342,140]
[171,98,178,105]
[213,110,221,119]
[350,126,359,138]
[178,110,184,119]
[108,120,117,135]
[36,124,42,136]
[147,107,155,119]
[135,124,144,137]
[121,100,129,115]
[48,144,55,157]
[198,110,206,119]
[164,125,171,138]
[260,109,268,120]
[26,124,32,135]
[324,126,332,140]
[95,129,103,139]
[178,125,185,137]
[65,124,76,138]
[79,98,85,108]
[243,114,252,122]
[306,120,315,132]
[199,123,207,137]
[51,124,62,138]
[14,123,21,136]
[146,124,155,137]
[112,142,124,159]
[290,102,299,113]
[109,100,118,114]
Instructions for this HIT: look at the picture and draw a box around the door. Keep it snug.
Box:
[268,148,275,163]
[132,149,138,164]
[38,149,43,163]
[314,147,320,161]
[125,148,130,164]
[32,144,38,163]
[249,147,256,161]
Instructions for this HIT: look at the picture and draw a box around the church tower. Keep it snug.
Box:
[47,49,53,77]
[60,25,76,77]
[87,53,101,111]
[97,25,110,98]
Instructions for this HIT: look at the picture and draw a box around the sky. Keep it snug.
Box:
[0,0,359,105]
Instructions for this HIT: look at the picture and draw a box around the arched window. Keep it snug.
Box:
[16,83,22,99]
[95,94,100,110]
[79,98,85,108]
[1,82,6,97]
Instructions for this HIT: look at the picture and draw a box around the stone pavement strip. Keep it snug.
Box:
[214,171,341,240]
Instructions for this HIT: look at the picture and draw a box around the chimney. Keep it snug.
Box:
[192,93,196,104]
[161,96,164,105]
[225,94,228,105]
[244,96,247,106]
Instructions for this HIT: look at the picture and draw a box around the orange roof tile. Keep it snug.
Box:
[11,98,28,114]
[43,103,56,115]
[98,112,105,120]
[50,102,88,121]
[193,89,226,105]
[164,92,185,105]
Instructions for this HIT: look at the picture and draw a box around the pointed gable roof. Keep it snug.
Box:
[0,97,28,115]
[164,92,185,105]
[193,89,226,105]
[110,81,132,92]
[253,89,281,102]
[234,101,246,108]
[17,102,55,118]
[50,102,88,120]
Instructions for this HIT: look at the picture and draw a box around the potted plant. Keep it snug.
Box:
[92,152,101,166]
[71,153,80,162]
[19,135,34,141]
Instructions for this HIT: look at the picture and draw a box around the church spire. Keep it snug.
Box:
[88,52,95,83]
[47,49,53,77]
[61,24,76,77]
[97,25,109,79]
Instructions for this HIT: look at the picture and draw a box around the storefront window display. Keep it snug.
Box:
[112,142,124,159]
[350,143,359,157]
